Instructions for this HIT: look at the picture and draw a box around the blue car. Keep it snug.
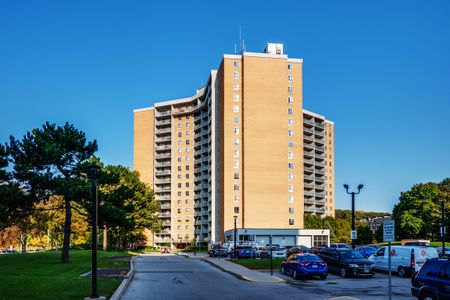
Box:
[411,258,450,299]
[356,246,377,258]
[280,253,328,280]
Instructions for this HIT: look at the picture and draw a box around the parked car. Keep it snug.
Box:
[281,253,328,280]
[369,246,439,277]
[311,245,328,254]
[318,248,375,277]
[437,247,450,256]
[208,243,227,257]
[411,258,450,300]
[237,246,257,259]
[330,243,350,249]
[356,246,377,258]
[286,245,311,256]
[260,247,287,259]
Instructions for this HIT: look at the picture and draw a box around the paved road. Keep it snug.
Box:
[121,254,416,300]
[121,254,301,300]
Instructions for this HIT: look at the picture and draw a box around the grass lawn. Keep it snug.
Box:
[0,250,132,300]
[231,258,284,270]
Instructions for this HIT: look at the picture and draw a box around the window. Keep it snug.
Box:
[185,225,190,229]
[186,131,190,136]
[185,208,189,213]
[288,184,294,192]
[186,115,190,119]
[234,71,239,79]
[233,195,240,201]
[177,183,182,188]
[186,191,190,196]
[234,116,239,124]
[288,86,293,93]
[289,207,294,214]
[185,157,190,162]
[177,200,181,204]
[288,119,293,126]
[185,174,189,179]
[234,138,239,145]
[186,123,190,128]
[177,225,182,230]
[178,166,182,171]
[329,162,332,166]
[178,124,182,128]
[288,173,294,180]
[288,108,293,115]
[185,199,189,204]
[233,150,239,157]
[288,141,294,148]
[234,173,240,179]
[288,96,294,104]
[288,163,294,169]
[233,83,239,90]
[233,161,239,168]
[178,174,182,179]
[288,152,293,159]
[186,148,190,153]
[289,219,294,225]
[178,157,182,162]
[233,94,239,101]
[178,132,182,137]
[234,128,239,134]
[185,182,190,187]
[186,140,190,145]
[234,207,239,213]
[186,165,190,170]
[313,235,328,246]
[288,195,294,203]
[233,105,239,113]
[178,191,182,196]
[178,140,182,145]
[288,64,293,70]
[288,130,294,137]
[288,75,293,82]
[233,184,239,191]
[178,149,182,154]
[233,61,239,68]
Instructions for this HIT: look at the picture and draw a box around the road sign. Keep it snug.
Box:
[351,230,357,240]
[383,220,395,242]
[441,226,446,237]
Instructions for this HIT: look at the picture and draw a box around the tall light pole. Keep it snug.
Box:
[88,164,101,299]
[343,184,363,249]
[234,215,238,259]
[442,198,446,256]
[194,216,197,256]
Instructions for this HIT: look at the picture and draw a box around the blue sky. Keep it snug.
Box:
[1,1,449,213]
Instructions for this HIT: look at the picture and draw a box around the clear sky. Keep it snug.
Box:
[1,1,449,213]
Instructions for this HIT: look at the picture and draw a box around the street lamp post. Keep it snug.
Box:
[194,217,197,256]
[87,164,101,299]
[343,184,363,249]
[442,199,446,256]
[234,216,237,259]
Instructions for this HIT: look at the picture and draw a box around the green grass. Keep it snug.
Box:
[231,258,284,270]
[0,250,132,300]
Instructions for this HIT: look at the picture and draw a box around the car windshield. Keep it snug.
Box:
[298,255,323,262]
[341,251,364,259]
[360,247,376,251]
[271,248,285,251]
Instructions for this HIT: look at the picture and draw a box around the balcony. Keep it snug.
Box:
[304,191,315,197]
[155,120,171,127]
[304,151,314,158]
[315,200,326,206]
[155,187,171,193]
[155,162,171,168]
[315,122,325,129]
[315,176,325,183]
[304,127,313,134]
[304,174,314,181]
[304,143,314,150]
[316,207,326,214]
[304,118,314,126]
[155,153,171,159]
[157,195,171,201]
[159,212,171,218]
[155,145,171,151]
[155,170,171,176]
[155,110,172,118]
[304,206,315,213]
[315,184,325,190]
[315,169,325,175]
[154,237,172,243]
[156,128,171,135]
[315,192,326,198]
[304,198,315,204]
[315,153,325,159]
[160,204,171,209]
[304,183,314,189]
[304,167,314,174]
[315,146,325,153]
[304,158,314,165]
[315,161,325,167]
[315,138,325,145]
[155,136,172,143]
[304,135,314,142]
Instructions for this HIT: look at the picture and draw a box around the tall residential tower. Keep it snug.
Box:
[134,43,334,249]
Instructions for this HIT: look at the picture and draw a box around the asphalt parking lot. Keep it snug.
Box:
[260,270,415,299]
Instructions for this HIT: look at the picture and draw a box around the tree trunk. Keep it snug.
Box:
[20,233,27,253]
[61,198,72,263]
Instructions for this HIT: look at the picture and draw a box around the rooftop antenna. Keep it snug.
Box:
[239,25,243,52]
[234,43,237,54]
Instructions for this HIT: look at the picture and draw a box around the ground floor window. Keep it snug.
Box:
[313,235,328,246]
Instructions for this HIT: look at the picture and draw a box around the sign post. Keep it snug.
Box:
[270,235,273,276]
[383,220,395,300]
[351,230,357,241]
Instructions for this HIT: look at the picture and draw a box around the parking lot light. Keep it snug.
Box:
[234,216,237,259]
[343,184,363,249]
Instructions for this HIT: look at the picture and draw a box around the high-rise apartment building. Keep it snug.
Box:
[134,43,334,249]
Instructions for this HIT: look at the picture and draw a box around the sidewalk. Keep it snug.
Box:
[175,252,208,258]
[202,257,285,283]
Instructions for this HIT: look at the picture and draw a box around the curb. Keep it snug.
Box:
[175,252,190,258]
[203,258,253,282]
[110,256,138,300]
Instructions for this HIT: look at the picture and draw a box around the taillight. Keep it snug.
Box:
[299,262,309,266]
[411,249,415,268]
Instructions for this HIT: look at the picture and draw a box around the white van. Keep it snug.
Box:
[369,246,439,277]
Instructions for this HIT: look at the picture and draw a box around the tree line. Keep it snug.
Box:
[0,122,159,263]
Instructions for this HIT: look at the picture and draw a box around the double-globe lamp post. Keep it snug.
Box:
[233,215,238,259]
[343,184,363,249]
[87,164,101,300]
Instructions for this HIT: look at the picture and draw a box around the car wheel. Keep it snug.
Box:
[320,275,327,280]
[281,266,286,274]
[293,269,299,280]
[340,267,347,278]
[397,266,407,278]
[419,293,437,300]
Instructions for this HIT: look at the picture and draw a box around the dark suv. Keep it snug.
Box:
[318,248,375,277]
[411,258,450,300]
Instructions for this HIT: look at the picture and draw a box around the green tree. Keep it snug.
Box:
[98,165,159,250]
[392,182,444,241]
[375,224,383,243]
[304,214,323,229]
[8,122,97,262]
[355,222,373,245]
